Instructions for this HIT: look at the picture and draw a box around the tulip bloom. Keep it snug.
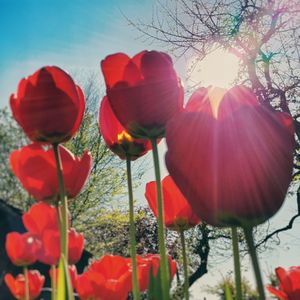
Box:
[101,51,183,138]
[76,255,132,300]
[267,266,300,300]
[21,202,82,266]
[39,228,84,265]
[10,143,92,201]
[10,66,85,144]
[75,271,97,300]
[22,202,59,236]
[165,86,294,226]
[99,96,152,160]
[145,175,200,230]
[5,232,40,266]
[136,254,177,292]
[5,270,45,300]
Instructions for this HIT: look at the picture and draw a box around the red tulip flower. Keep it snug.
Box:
[136,254,177,292]
[5,270,45,300]
[68,228,85,264]
[49,265,78,289]
[39,228,84,265]
[267,266,300,300]
[75,271,97,300]
[165,86,294,226]
[99,96,152,160]
[10,66,85,144]
[5,232,40,266]
[101,51,183,138]
[22,202,59,236]
[76,255,132,300]
[145,175,200,230]
[10,143,92,201]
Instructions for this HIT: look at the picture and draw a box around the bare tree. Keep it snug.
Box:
[133,0,300,122]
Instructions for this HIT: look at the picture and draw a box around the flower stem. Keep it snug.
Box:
[55,203,63,234]
[24,266,29,300]
[243,226,266,300]
[53,144,68,259]
[179,228,189,300]
[126,157,140,300]
[150,138,170,300]
[53,143,72,298]
[231,227,242,300]
[51,265,57,300]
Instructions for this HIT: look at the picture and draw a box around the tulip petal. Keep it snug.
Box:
[101,53,131,88]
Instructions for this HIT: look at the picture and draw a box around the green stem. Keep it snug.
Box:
[126,157,140,299]
[53,143,73,299]
[55,203,63,235]
[243,226,265,300]
[179,228,189,300]
[51,265,57,300]
[53,144,68,260]
[231,227,242,300]
[24,266,29,300]
[150,138,170,300]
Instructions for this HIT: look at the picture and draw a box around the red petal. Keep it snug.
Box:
[145,181,159,219]
[140,51,176,80]
[99,96,125,146]
[101,53,131,89]
[218,85,258,119]
[185,87,212,114]
[267,285,288,300]
[123,61,141,85]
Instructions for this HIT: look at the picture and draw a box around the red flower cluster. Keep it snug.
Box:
[101,51,183,138]
[7,65,89,299]
[6,202,84,267]
[10,66,85,144]
[76,254,177,299]
[5,270,45,300]
[165,86,295,226]
[10,143,92,202]
[5,49,296,300]
[145,175,200,230]
[267,266,300,300]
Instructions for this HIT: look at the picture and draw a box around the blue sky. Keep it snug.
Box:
[0,0,156,107]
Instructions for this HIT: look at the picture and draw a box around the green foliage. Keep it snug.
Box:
[147,264,173,300]
[75,206,159,257]
[0,107,33,210]
[206,276,259,300]
[66,107,128,223]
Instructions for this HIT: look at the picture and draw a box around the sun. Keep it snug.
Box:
[186,49,240,89]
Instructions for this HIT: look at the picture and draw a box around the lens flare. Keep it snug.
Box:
[187,49,240,89]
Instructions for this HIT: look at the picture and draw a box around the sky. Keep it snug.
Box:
[0,0,157,107]
[1,1,300,299]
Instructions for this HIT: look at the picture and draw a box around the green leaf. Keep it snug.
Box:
[57,256,75,300]
[63,257,75,300]
[147,263,171,300]
[147,265,162,300]
[57,258,66,300]
[224,282,233,300]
